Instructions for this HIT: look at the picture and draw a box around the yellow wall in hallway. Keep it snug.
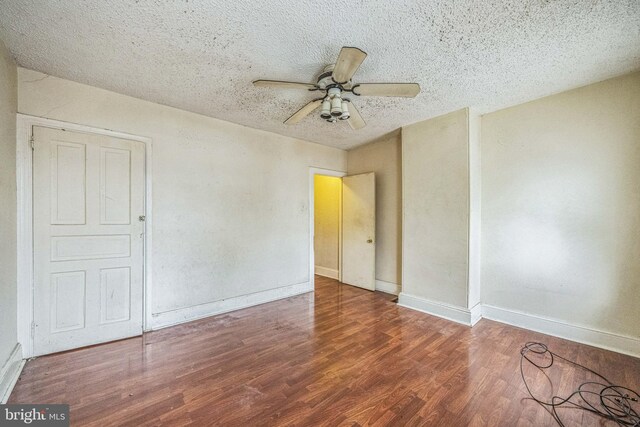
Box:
[314,175,341,276]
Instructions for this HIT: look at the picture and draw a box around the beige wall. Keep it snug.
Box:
[0,40,18,376]
[347,131,402,289]
[314,175,341,277]
[401,109,471,308]
[17,68,347,323]
[481,72,640,338]
[468,111,481,309]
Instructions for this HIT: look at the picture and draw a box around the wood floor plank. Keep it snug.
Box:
[9,275,640,426]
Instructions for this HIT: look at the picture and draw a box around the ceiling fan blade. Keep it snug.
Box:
[253,80,317,90]
[346,101,366,130]
[332,47,367,84]
[284,99,323,125]
[352,83,420,97]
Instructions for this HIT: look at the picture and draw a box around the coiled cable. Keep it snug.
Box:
[520,342,639,426]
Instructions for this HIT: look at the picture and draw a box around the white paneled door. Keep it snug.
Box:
[32,126,145,356]
[342,173,376,290]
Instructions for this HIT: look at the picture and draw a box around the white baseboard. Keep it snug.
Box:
[396,296,639,357]
[469,303,482,326]
[315,266,339,280]
[150,281,313,330]
[398,293,475,326]
[1,343,25,404]
[482,304,640,358]
[375,279,400,295]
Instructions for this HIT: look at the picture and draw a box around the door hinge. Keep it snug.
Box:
[30,321,35,338]
[30,134,35,151]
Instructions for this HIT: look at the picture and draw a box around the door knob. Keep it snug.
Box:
[367,239,373,243]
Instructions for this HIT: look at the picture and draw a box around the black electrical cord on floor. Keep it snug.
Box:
[520,342,639,427]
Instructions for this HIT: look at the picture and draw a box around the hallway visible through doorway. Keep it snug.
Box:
[313,175,342,281]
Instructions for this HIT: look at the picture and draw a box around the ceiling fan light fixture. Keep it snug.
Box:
[320,98,332,119]
[339,100,350,120]
[254,46,420,130]
[330,96,343,117]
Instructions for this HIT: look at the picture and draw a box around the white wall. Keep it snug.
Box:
[0,39,19,400]
[401,109,470,308]
[17,68,347,328]
[347,131,402,293]
[482,71,640,340]
[314,175,341,278]
[399,108,482,324]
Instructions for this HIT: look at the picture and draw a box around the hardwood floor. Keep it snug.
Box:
[9,275,640,426]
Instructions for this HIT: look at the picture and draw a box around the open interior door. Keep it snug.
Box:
[342,172,375,290]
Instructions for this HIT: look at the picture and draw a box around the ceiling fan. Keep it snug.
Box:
[252,47,420,130]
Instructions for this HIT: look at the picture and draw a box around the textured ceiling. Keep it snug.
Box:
[0,1,639,149]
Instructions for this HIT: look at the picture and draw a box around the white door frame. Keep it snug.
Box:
[309,167,346,285]
[16,114,153,358]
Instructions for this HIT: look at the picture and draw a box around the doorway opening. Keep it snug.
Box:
[309,168,376,292]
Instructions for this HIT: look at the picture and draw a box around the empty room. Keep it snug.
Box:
[0,1,639,426]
